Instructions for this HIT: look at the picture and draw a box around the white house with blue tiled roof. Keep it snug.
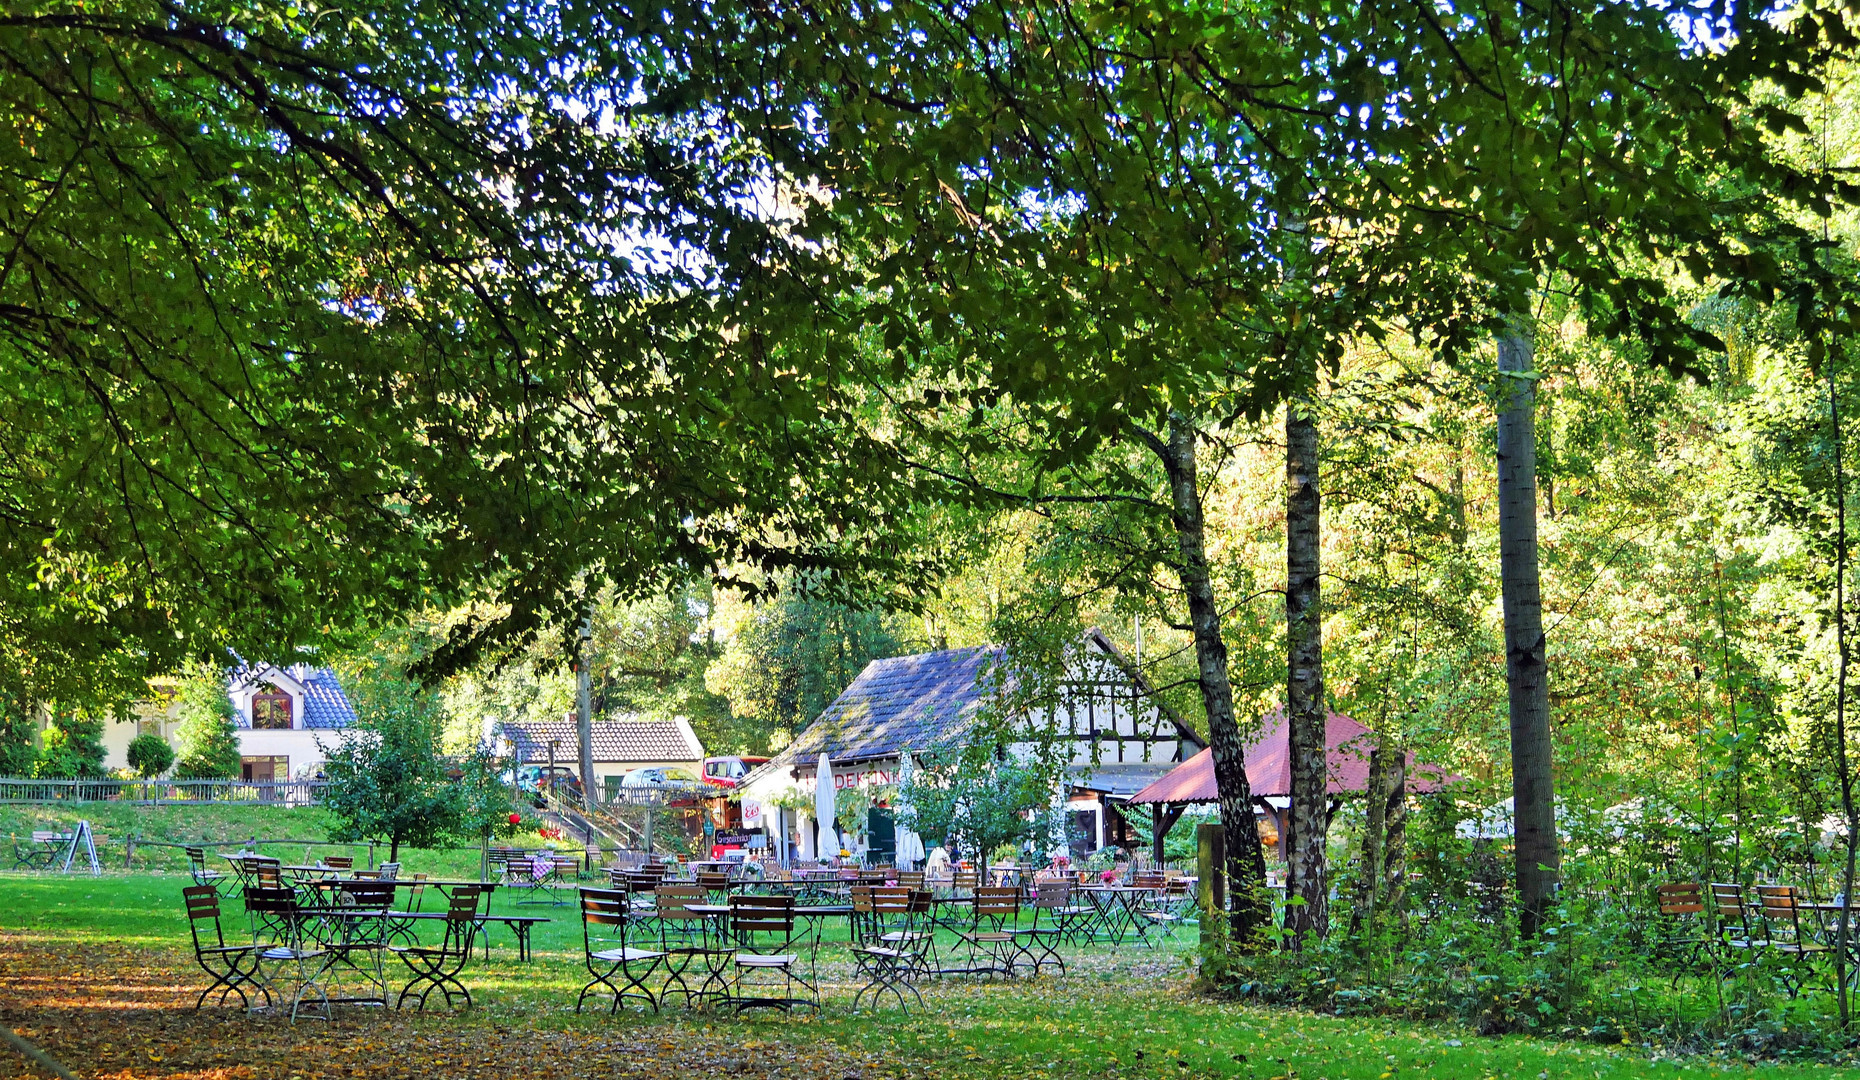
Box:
[224,662,360,781]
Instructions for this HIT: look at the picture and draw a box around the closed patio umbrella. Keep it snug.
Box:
[816,752,839,859]
[895,752,925,871]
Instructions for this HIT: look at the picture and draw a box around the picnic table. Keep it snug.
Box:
[501,852,580,906]
[11,831,71,870]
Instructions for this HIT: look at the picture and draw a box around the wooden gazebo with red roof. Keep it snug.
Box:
[1126,709,1453,861]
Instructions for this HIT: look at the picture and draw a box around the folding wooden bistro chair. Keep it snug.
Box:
[243,886,331,1022]
[655,884,732,1007]
[576,887,665,1014]
[1652,882,1711,985]
[184,885,270,1011]
[1755,885,1833,997]
[1016,879,1087,974]
[957,887,1023,978]
[726,894,819,1012]
[852,888,933,1010]
[389,885,480,1010]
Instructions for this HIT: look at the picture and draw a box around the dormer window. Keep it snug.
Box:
[252,691,293,730]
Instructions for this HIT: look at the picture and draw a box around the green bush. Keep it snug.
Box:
[32,713,106,778]
[125,732,175,778]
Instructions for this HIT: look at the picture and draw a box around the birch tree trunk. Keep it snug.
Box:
[576,610,598,812]
[1155,410,1272,946]
[1382,749,1408,913]
[1496,322,1559,937]
[1285,398,1328,946]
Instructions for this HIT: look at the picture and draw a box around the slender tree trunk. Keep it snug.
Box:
[1496,321,1559,938]
[1154,411,1271,947]
[1829,371,1856,1027]
[577,609,597,812]
[1353,744,1390,936]
[1285,397,1328,947]
[1382,749,1408,912]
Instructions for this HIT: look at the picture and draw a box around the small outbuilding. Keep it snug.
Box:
[1126,709,1453,861]
[492,717,705,799]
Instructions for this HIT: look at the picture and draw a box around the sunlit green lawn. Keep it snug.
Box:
[4,871,1856,1079]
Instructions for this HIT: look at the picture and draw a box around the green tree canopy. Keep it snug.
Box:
[900,745,1059,864]
[706,590,904,753]
[32,712,105,779]
[172,662,241,780]
[0,0,945,708]
[317,671,460,861]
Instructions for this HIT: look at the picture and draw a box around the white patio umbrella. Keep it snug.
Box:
[894,752,926,871]
[1047,784,1070,861]
[815,752,839,859]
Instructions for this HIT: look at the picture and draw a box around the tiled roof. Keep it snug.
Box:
[764,646,1006,772]
[300,669,357,730]
[497,719,703,764]
[1126,709,1457,803]
[227,660,356,730]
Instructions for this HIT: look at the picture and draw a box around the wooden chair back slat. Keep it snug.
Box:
[184,884,221,919]
[580,886,632,926]
[1657,882,1705,916]
[729,894,797,934]
[974,886,1020,917]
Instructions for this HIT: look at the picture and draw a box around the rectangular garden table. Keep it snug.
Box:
[1076,886,1163,946]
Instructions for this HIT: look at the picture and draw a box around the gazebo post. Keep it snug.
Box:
[1152,803,1185,865]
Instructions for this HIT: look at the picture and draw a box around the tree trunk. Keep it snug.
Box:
[577,609,597,812]
[1353,744,1389,936]
[1285,397,1328,947]
[1382,749,1408,914]
[1155,411,1271,948]
[1496,321,1559,937]
[1829,371,1856,1027]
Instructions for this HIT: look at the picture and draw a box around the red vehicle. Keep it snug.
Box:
[701,755,769,790]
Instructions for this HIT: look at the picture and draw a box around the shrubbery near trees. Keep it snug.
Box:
[172,662,241,780]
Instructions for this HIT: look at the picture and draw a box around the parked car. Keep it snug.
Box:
[510,764,582,807]
[701,755,770,789]
[618,765,703,789]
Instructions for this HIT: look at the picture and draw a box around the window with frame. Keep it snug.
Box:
[251,692,293,730]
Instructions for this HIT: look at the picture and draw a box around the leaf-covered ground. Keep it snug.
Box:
[2,873,1854,1080]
